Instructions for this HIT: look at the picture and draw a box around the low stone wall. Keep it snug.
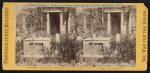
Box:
[23,37,51,58]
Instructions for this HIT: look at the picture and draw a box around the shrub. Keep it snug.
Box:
[16,39,24,63]
[119,34,136,62]
[48,34,83,63]
[59,34,82,63]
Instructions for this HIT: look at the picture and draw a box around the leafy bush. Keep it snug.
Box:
[48,34,83,63]
[16,39,24,63]
[59,34,82,63]
[119,34,136,62]
[104,34,136,63]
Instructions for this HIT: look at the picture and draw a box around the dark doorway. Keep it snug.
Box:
[50,13,60,35]
[111,13,121,35]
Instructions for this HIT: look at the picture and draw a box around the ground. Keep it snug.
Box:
[17,61,135,67]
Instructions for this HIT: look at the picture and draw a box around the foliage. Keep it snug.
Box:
[16,40,24,63]
[119,34,136,62]
[102,33,136,64]
[39,34,82,63]
[107,34,136,63]
[58,34,82,63]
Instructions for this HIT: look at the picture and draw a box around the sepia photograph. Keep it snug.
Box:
[15,5,136,67]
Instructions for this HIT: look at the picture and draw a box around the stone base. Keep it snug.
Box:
[23,37,51,58]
